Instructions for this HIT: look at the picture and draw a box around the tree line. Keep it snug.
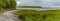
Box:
[0,0,16,10]
[18,6,42,8]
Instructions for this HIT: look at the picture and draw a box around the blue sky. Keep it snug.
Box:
[16,0,60,7]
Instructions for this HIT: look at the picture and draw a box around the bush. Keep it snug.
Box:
[0,0,16,10]
[16,10,60,21]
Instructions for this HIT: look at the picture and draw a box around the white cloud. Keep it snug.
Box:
[40,0,60,6]
[16,0,60,6]
[17,1,22,6]
[17,2,20,4]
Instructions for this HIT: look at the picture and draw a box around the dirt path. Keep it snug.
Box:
[0,10,20,21]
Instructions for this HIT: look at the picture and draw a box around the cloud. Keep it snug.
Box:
[40,0,60,6]
[16,0,60,6]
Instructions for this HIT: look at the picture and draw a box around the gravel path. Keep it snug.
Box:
[0,10,20,21]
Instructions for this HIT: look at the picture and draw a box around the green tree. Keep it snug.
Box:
[6,0,16,10]
[0,0,16,10]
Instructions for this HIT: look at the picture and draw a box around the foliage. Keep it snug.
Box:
[0,0,16,13]
[0,0,16,9]
[16,10,60,21]
[0,9,7,13]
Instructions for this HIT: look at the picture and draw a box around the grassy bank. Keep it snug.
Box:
[0,10,5,13]
[16,10,60,21]
[0,9,9,13]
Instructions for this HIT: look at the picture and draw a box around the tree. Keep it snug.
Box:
[9,0,16,10]
[6,0,16,10]
[0,0,16,10]
[0,0,4,10]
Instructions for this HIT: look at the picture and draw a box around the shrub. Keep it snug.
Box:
[0,0,16,10]
[16,10,60,21]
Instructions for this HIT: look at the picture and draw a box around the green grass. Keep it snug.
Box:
[16,10,60,21]
[0,9,8,13]
[0,10,5,13]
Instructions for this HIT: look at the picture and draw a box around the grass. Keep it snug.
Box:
[0,10,5,13]
[16,10,60,21]
[0,9,8,13]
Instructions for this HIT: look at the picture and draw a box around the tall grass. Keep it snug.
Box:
[0,9,8,13]
[0,9,5,13]
[16,10,60,21]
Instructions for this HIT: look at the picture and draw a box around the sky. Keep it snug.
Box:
[16,0,60,7]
